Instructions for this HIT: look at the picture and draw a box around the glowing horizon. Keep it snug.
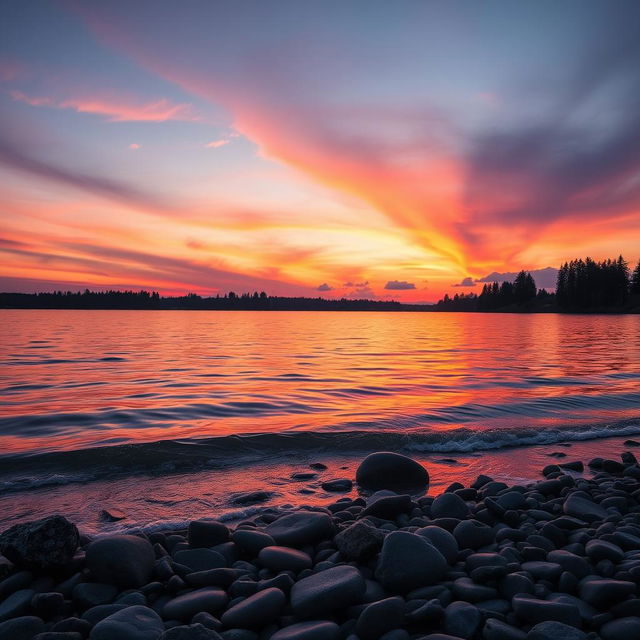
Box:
[1,1,639,302]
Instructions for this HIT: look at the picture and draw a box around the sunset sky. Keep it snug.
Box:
[1,1,639,302]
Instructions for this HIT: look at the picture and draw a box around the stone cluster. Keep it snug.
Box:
[1,450,640,640]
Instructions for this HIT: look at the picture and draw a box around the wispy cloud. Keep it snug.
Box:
[384,280,415,290]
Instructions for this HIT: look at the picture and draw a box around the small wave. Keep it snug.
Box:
[1,419,640,494]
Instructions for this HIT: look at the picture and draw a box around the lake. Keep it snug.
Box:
[1,310,639,533]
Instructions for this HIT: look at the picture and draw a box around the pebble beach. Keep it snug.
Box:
[2,449,640,640]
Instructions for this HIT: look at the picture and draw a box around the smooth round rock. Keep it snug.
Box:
[0,516,79,570]
[231,530,274,556]
[483,619,526,640]
[600,617,640,640]
[585,540,624,563]
[173,549,226,572]
[86,536,155,589]
[356,597,404,640]
[527,621,586,640]
[162,588,227,620]
[73,583,118,609]
[415,526,459,565]
[159,623,222,639]
[453,520,494,550]
[265,512,334,548]
[356,452,429,491]
[321,479,353,492]
[578,579,635,609]
[90,605,164,640]
[290,565,366,617]
[0,589,34,621]
[431,493,469,520]
[258,547,311,573]
[0,616,45,640]
[512,595,581,627]
[220,588,285,629]
[444,601,481,639]
[270,621,340,640]
[375,531,447,592]
[562,495,607,522]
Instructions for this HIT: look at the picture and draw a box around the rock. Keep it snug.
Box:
[356,597,404,640]
[444,601,481,639]
[563,495,608,522]
[34,633,84,640]
[258,547,311,573]
[270,621,340,640]
[185,569,238,589]
[86,536,155,589]
[228,492,272,506]
[578,579,635,609]
[99,509,126,522]
[90,605,164,640]
[453,520,495,550]
[82,604,128,626]
[512,595,581,627]
[159,623,222,639]
[356,452,429,491]
[290,565,366,617]
[0,516,79,569]
[599,617,640,640]
[231,530,274,556]
[375,531,447,592]
[585,539,624,563]
[162,588,227,620]
[220,588,285,629]
[321,479,353,492]
[453,577,498,602]
[415,526,459,565]
[0,616,45,640]
[335,520,384,562]
[173,549,226,572]
[72,583,117,609]
[31,592,64,618]
[188,521,229,548]
[526,621,586,640]
[362,494,412,519]
[482,619,527,640]
[0,588,34,621]
[431,493,469,520]
[265,512,334,547]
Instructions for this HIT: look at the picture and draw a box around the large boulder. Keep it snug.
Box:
[86,535,155,589]
[375,531,447,592]
[265,512,334,547]
[290,565,366,617]
[0,515,78,569]
[356,452,429,491]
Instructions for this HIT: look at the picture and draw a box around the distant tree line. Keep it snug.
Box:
[0,289,432,312]
[556,256,639,311]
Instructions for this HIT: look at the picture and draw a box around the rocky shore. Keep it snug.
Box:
[2,450,640,640]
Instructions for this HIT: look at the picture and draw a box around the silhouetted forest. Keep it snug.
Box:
[0,289,431,312]
[2,257,639,312]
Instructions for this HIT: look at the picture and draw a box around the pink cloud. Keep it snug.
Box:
[206,139,229,148]
[9,89,201,123]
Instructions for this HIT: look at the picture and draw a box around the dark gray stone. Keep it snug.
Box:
[578,579,635,609]
[162,588,227,621]
[431,493,469,520]
[335,520,384,562]
[453,520,495,550]
[270,621,340,640]
[0,616,45,640]
[526,621,586,640]
[258,547,311,573]
[265,512,334,548]
[290,565,365,617]
[482,618,527,640]
[159,624,222,639]
[90,605,164,639]
[220,588,285,629]
[173,549,226,572]
[600,617,640,640]
[72,583,117,610]
[362,494,412,519]
[356,452,429,491]
[321,479,353,492]
[443,601,481,639]
[415,526,459,565]
[375,531,447,592]
[356,597,404,640]
[0,516,78,570]
[512,595,581,627]
[231,530,274,556]
[585,539,624,563]
[0,588,34,622]
[86,536,155,589]
[563,495,608,522]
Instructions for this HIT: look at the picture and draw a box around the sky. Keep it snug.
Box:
[1,1,639,302]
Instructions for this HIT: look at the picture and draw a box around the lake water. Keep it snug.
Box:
[1,310,640,533]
